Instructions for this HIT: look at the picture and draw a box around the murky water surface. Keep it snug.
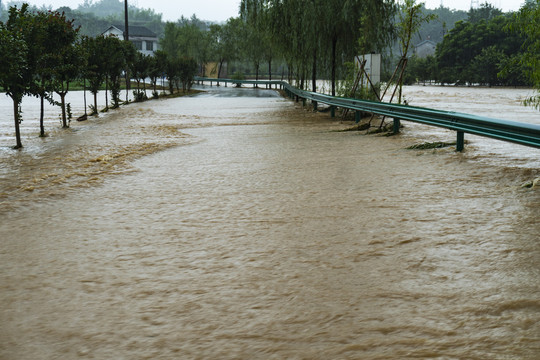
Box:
[1,85,539,359]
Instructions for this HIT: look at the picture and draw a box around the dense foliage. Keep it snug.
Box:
[404,2,537,90]
[238,0,397,96]
[507,0,540,108]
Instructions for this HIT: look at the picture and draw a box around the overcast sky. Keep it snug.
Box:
[7,0,526,22]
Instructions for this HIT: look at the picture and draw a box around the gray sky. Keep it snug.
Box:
[424,0,524,12]
[6,0,242,22]
[7,0,526,22]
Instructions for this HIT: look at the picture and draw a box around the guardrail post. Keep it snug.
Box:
[302,98,306,107]
[393,118,401,134]
[330,106,335,118]
[355,111,361,124]
[313,101,318,111]
[456,131,465,152]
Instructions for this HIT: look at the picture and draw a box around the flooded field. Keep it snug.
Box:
[1,85,539,359]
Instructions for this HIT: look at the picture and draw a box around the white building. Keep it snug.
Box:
[102,25,159,56]
[414,40,437,58]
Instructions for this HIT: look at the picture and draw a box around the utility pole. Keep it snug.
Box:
[124,0,130,96]
[124,0,129,42]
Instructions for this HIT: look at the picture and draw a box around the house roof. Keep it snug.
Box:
[415,39,436,48]
[106,25,157,38]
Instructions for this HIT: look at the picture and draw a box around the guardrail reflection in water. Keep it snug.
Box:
[194,77,540,152]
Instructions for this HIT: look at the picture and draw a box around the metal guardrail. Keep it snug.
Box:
[194,77,540,151]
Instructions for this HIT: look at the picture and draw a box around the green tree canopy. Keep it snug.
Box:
[0,5,28,148]
[507,0,540,108]
[436,11,527,86]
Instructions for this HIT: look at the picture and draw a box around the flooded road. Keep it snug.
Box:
[1,85,539,359]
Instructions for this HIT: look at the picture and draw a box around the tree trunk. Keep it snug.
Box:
[60,92,68,128]
[255,62,259,86]
[93,92,98,115]
[331,35,337,97]
[125,71,130,102]
[40,95,45,137]
[105,77,109,111]
[312,48,317,93]
[168,77,174,94]
[268,58,272,81]
[288,64,293,83]
[83,79,88,116]
[12,97,22,149]
[143,80,147,98]
[218,59,224,83]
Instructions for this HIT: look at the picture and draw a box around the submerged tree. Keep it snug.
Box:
[53,42,85,127]
[83,35,107,115]
[252,0,396,96]
[46,11,82,128]
[25,11,50,137]
[0,6,28,149]
[101,35,134,109]
[395,0,436,103]
[209,18,246,80]
[149,50,167,97]
[179,57,197,92]
[130,52,152,101]
[240,0,268,83]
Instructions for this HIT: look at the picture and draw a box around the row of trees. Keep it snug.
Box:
[161,0,400,97]
[164,1,537,99]
[0,4,198,149]
[2,1,539,148]
[0,4,81,149]
[239,0,397,97]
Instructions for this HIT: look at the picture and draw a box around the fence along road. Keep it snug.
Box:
[194,77,540,152]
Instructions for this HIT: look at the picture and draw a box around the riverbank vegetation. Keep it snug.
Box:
[1,0,539,148]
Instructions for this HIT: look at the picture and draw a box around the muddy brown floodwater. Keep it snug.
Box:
[1,85,539,359]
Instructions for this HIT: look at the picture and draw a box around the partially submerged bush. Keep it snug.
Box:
[407,141,456,149]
